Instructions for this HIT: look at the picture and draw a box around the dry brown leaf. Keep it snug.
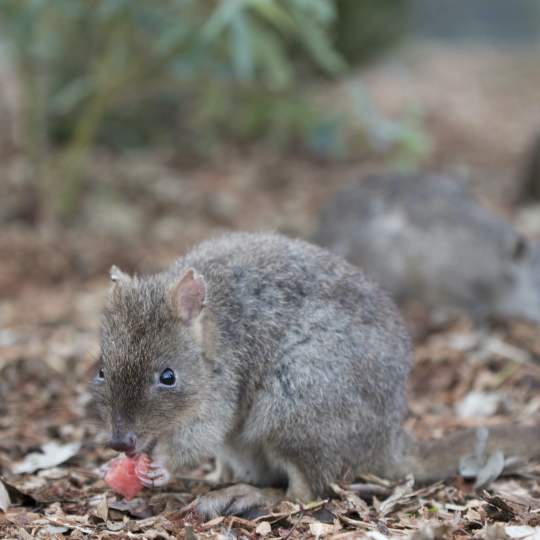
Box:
[15,529,33,540]
[255,520,272,536]
[42,524,69,535]
[379,475,414,516]
[331,483,370,518]
[366,532,390,540]
[475,450,505,488]
[200,516,225,529]
[12,442,81,474]
[309,521,336,538]
[106,520,126,531]
[95,494,108,522]
[505,525,540,539]
[0,480,11,512]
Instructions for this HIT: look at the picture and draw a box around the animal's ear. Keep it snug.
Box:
[170,269,206,325]
[109,265,130,283]
[108,265,131,298]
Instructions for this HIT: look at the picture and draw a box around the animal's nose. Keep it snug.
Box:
[107,432,137,454]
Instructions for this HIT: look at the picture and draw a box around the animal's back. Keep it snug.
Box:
[314,174,521,317]
[174,232,412,482]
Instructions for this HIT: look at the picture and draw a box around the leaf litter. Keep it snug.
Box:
[1,254,540,539]
[3,45,540,536]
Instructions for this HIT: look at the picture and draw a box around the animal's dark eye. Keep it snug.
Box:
[97,368,105,380]
[159,368,176,386]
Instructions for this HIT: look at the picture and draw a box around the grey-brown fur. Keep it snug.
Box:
[92,233,409,506]
[91,232,540,517]
[313,173,540,322]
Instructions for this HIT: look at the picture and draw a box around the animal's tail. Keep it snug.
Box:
[404,422,540,485]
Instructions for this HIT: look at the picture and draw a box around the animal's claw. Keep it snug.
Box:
[135,459,171,488]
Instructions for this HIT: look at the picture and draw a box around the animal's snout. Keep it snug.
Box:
[107,431,137,455]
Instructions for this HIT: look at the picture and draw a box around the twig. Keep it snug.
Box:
[254,499,329,525]
[282,510,304,540]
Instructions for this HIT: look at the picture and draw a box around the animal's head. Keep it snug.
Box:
[90,266,210,456]
[496,236,540,323]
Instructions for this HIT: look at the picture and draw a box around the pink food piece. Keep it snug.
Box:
[104,454,150,500]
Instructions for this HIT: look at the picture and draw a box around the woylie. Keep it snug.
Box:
[314,173,540,322]
[90,232,540,518]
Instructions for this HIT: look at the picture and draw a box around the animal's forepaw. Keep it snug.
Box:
[136,459,171,488]
[192,484,279,520]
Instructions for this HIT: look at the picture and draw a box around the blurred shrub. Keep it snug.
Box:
[0,0,415,220]
[0,0,348,218]
[335,0,408,63]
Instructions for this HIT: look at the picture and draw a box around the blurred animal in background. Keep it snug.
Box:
[313,173,540,323]
[519,131,540,204]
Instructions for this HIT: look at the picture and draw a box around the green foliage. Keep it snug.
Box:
[1,0,345,138]
[0,0,349,219]
[0,0,420,220]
